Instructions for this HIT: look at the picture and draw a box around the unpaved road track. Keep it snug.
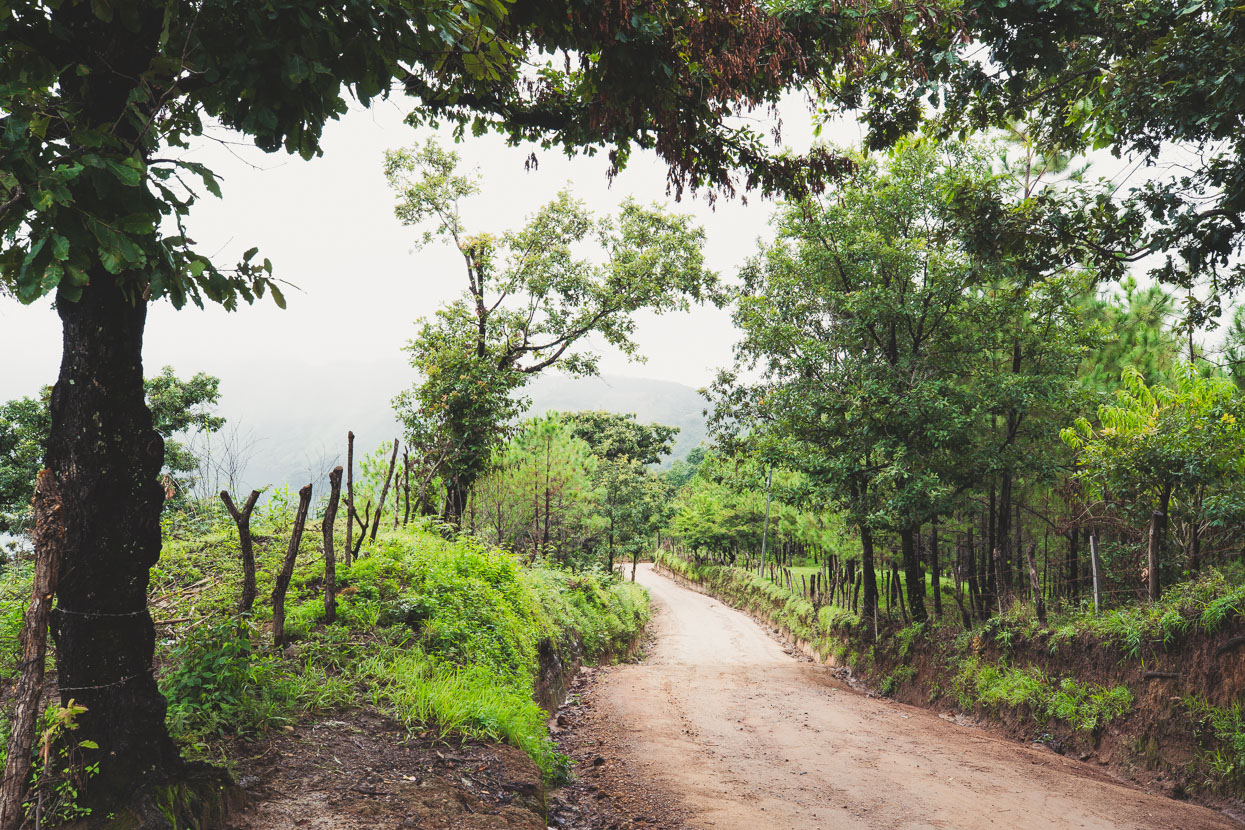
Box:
[591,565,1239,830]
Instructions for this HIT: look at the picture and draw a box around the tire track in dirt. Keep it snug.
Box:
[584,564,1240,830]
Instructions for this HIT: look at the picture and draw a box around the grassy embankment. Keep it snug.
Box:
[0,497,649,798]
[655,547,1245,800]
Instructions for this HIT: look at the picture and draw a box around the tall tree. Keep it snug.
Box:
[389,141,715,523]
[714,139,1007,624]
[564,411,679,571]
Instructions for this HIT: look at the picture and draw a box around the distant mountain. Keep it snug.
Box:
[208,360,708,493]
[524,374,708,463]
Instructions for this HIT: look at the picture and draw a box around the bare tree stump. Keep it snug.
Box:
[0,471,64,830]
[323,467,343,625]
[221,488,261,612]
[272,484,312,647]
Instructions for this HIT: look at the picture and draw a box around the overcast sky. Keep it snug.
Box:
[0,94,866,406]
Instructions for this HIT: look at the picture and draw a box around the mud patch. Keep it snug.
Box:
[227,710,548,829]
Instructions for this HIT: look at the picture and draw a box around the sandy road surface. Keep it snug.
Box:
[590,564,1239,830]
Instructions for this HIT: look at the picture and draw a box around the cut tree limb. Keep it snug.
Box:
[369,438,400,541]
[323,466,343,625]
[221,488,261,612]
[272,484,312,647]
[0,470,65,830]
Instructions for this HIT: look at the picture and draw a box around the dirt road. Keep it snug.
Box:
[585,564,1239,830]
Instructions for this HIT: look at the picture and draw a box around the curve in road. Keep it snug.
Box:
[589,564,1239,830]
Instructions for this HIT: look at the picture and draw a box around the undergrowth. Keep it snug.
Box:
[151,522,649,779]
[1185,696,1245,794]
[1,508,649,783]
[952,657,1133,732]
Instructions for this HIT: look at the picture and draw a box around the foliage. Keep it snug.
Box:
[0,392,48,532]
[564,411,679,467]
[0,367,224,530]
[471,415,599,566]
[389,140,716,521]
[143,517,648,779]
[1064,367,1245,516]
[21,701,100,826]
[834,0,1245,317]
[1185,696,1245,794]
[953,658,1133,733]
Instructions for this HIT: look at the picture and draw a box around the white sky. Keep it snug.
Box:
[0,94,866,405]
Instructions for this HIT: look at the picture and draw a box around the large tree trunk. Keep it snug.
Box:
[858,524,879,632]
[900,525,927,624]
[46,275,181,803]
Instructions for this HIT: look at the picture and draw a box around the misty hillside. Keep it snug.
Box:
[209,362,707,494]
[525,375,709,461]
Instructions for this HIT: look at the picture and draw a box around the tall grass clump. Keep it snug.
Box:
[148,523,648,779]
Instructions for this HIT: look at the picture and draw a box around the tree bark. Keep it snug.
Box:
[929,519,941,618]
[443,479,469,527]
[1148,511,1164,602]
[323,467,343,625]
[997,470,1013,598]
[0,471,64,830]
[858,524,879,629]
[272,484,313,647]
[220,489,261,612]
[900,525,927,624]
[46,275,181,802]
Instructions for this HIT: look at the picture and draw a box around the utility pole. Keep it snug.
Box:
[760,465,773,576]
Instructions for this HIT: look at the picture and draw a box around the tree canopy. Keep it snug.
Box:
[389,140,715,522]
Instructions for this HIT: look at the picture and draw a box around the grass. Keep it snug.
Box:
[952,657,1133,733]
[1,505,650,783]
[1185,696,1245,793]
[156,521,648,779]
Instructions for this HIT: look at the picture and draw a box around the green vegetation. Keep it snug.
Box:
[952,659,1132,734]
[1185,697,1245,794]
[3,511,649,785]
[387,139,716,525]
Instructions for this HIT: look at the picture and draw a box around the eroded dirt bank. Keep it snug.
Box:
[572,564,1240,830]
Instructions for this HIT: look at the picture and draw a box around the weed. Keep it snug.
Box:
[1185,696,1245,793]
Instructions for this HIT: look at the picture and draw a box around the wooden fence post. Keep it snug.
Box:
[221,488,261,612]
